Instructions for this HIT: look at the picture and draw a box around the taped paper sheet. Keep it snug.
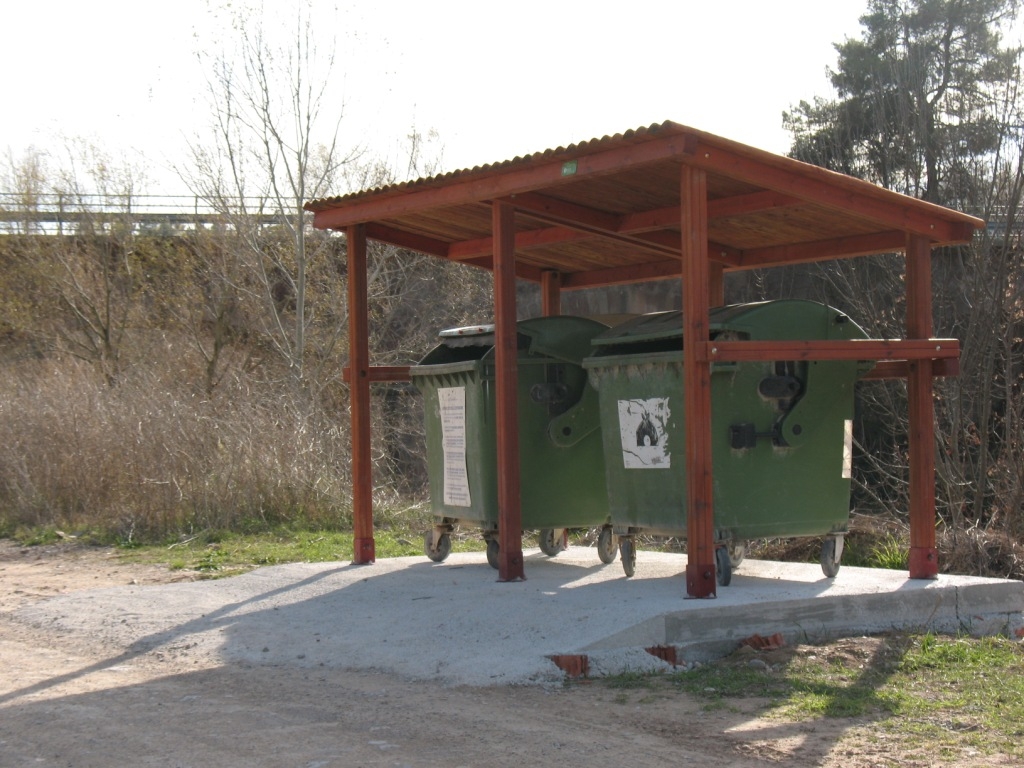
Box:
[842,418,854,479]
[439,386,471,506]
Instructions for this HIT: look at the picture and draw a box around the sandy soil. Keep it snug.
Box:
[0,540,1010,767]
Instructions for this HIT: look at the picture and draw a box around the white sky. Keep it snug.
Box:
[3,0,871,195]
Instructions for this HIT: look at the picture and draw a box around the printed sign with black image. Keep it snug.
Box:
[617,397,671,469]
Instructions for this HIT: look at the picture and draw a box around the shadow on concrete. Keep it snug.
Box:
[4,549,1021,765]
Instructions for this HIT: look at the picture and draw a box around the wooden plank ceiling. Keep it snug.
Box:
[306,121,985,287]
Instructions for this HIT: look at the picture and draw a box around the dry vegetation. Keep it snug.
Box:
[0,353,352,542]
[0,228,493,544]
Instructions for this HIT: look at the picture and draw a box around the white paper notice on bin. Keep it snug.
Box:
[439,386,471,506]
[842,418,853,479]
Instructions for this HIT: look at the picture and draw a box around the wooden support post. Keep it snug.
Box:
[541,269,561,317]
[494,201,525,581]
[708,260,725,308]
[346,224,375,564]
[906,234,938,578]
[681,166,716,598]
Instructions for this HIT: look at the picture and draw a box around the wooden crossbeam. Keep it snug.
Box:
[505,192,681,258]
[702,338,959,363]
[342,366,412,383]
[734,231,909,268]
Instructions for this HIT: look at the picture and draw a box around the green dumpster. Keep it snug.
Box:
[410,316,615,568]
[582,300,873,583]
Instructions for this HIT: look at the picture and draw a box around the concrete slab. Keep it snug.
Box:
[13,547,1023,687]
[587,558,1024,661]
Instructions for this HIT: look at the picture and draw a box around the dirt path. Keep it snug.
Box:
[0,541,997,767]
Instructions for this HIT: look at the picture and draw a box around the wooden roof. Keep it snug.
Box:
[306,121,985,289]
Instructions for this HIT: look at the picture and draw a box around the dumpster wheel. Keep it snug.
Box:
[539,528,567,557]
[486,538,500,570]
[727,541,746,568]
[715,546,732,587]
[597,526,618,564]
[820,536,844,578]
[619,538,636,577]
[423,530,452,563]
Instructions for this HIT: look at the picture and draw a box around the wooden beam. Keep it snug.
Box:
[342,366,412,383]
[560,259,684,289]
[707,190,803,219]
[358,197,913,278]
[733,231,909,269]
[681,165,716,599]
[493,201,525,581]
[364,223,450,258]
[688,139,980,245]
[710,242,744,266]
[311,131,698,231]
[365,210,900,281]
[346,224,375,564]
[449,224,591,261]
[630,229,687,252]
[506,192,682,258]
[703,338,959,363]
[449,254,547,283]
[448,200,748,274]
[541,270,561,316]
[506,191,623,232]
[569,190,801,235]
[906,234,939,579]
[618,205,682,232]
[709,261,725,307]
[509,260,547,283]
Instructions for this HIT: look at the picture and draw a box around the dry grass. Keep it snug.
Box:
[0,350,357,543]
[748,513,1024,581]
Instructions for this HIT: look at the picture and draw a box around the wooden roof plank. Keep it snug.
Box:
[708,190,804,218]
[456,254,545,282]
[505,191,624,231]
[507,193,682,259]
[311,130,698,231]
[689,138,982,244]
[309,122,984,280]
[448,225,592,261]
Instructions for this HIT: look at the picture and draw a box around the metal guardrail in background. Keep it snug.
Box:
[0,193,1014,240]
[0,193,298,234]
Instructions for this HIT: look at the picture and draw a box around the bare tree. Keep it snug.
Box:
[182,0,358,388]
[7,140,148,384]
[0,147,49,235]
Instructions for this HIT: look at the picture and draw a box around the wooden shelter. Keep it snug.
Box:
[306,121,984,598]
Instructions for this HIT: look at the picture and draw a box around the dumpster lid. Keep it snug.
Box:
[516,316,610,365]
[439,324,495,338]
[590,310,685,347]
[438,324,495,348]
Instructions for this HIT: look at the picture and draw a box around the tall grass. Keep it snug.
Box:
[0,352,358,543]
